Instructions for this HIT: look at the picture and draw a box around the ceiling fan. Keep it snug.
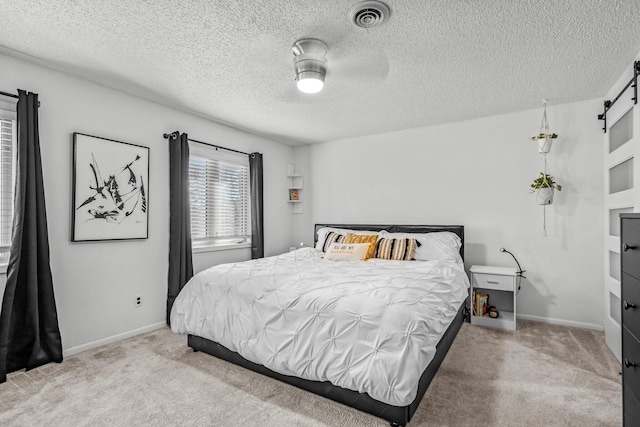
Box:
[291,1,391,94]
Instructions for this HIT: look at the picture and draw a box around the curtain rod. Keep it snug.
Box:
[163,132,251,156]
[0,91,18,100]
[0,90,41,107]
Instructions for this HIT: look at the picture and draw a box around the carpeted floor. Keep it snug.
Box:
[0,320,621,426]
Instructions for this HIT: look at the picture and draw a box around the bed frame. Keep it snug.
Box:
[187,224,468,427]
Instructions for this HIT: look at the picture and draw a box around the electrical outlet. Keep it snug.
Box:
[134,295,143,308]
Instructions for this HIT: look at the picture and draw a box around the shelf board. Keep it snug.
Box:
[288,200,302,203]
[288,187,303,190]
[471,311,515,331]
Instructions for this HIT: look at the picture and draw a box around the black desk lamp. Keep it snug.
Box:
[500,247,525,291]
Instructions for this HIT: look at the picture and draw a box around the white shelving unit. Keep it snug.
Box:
[287,164,303,214]
[470,265,518,331]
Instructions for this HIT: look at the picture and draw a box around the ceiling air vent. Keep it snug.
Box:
[348,1,390,29]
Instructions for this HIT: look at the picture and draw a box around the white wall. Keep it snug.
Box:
[294,99,604,329]
[0,48,607,355]
[0,53,295,354]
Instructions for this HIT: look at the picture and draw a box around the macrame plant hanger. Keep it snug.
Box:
[534,100,556,237]
[540,100,550,236]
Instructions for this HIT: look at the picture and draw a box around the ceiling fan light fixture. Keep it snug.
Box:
[296,72,325,94]
[292,39,328,94]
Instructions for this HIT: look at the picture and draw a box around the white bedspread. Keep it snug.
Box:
[170,248,469,406]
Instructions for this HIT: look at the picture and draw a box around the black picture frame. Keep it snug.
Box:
[71,133,149,242]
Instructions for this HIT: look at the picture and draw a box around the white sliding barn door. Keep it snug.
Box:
[603,91,638,362]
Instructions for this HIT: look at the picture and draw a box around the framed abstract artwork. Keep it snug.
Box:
[72,133,149,241]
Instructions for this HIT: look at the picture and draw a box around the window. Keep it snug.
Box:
[0,104,16,263]
[188,142,251,249]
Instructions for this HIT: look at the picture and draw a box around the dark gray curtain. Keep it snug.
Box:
[250,153,264,259]
[167,131,193,325]
[0,90,62,383]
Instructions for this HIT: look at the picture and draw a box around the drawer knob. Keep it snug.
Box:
[624,301,637,310]
[623,243,636,252]
[625,359,637,368]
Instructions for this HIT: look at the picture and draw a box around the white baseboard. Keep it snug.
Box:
[60,315,603,357]
[517,314,603,331]
[63,321,167,357]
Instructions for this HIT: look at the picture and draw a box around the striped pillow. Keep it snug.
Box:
[322,231,346,252]
[374,238,419,261]
[344,233,379,259]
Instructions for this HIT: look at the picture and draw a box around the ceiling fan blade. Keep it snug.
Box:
[331,51,390,82]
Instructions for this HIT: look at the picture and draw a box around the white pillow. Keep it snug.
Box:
[324,242,370,261]
[378,231,462,262]
[315,227,380,251]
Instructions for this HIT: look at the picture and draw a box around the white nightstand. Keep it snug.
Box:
[469,265,518,331]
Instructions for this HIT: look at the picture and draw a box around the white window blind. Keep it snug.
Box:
[0,111,16,257]
[188,142,251,247]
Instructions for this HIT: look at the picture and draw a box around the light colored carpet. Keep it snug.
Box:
[0,320,621,426]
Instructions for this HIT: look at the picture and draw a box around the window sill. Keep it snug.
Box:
[192,242,252,254]
[0,262,7,274]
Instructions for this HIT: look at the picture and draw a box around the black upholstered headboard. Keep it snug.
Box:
[314,224,464,261]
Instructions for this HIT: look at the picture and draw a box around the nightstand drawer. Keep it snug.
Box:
[623,328,640,394]
[472,273,514,292]
[623,273,640,341]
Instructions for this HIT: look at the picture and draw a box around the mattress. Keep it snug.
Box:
[170,247,470,406]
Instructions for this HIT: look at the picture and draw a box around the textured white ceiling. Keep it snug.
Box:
[1,1,640,145]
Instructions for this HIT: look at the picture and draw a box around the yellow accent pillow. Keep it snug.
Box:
[344,233,379,259]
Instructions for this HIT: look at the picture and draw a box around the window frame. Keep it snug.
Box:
[188,141,252,253]
[0,101,17,270]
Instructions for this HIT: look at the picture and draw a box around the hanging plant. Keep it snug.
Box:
[530,133,558,139]
[530,132,558,154]
[530,172,562,205]
[529,100,561,236]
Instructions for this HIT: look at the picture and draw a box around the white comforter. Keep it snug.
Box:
[170,248,469,406]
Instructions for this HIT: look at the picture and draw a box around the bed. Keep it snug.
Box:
[171,224,469,426]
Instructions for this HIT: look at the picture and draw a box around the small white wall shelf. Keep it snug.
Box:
[287,163,303,214]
